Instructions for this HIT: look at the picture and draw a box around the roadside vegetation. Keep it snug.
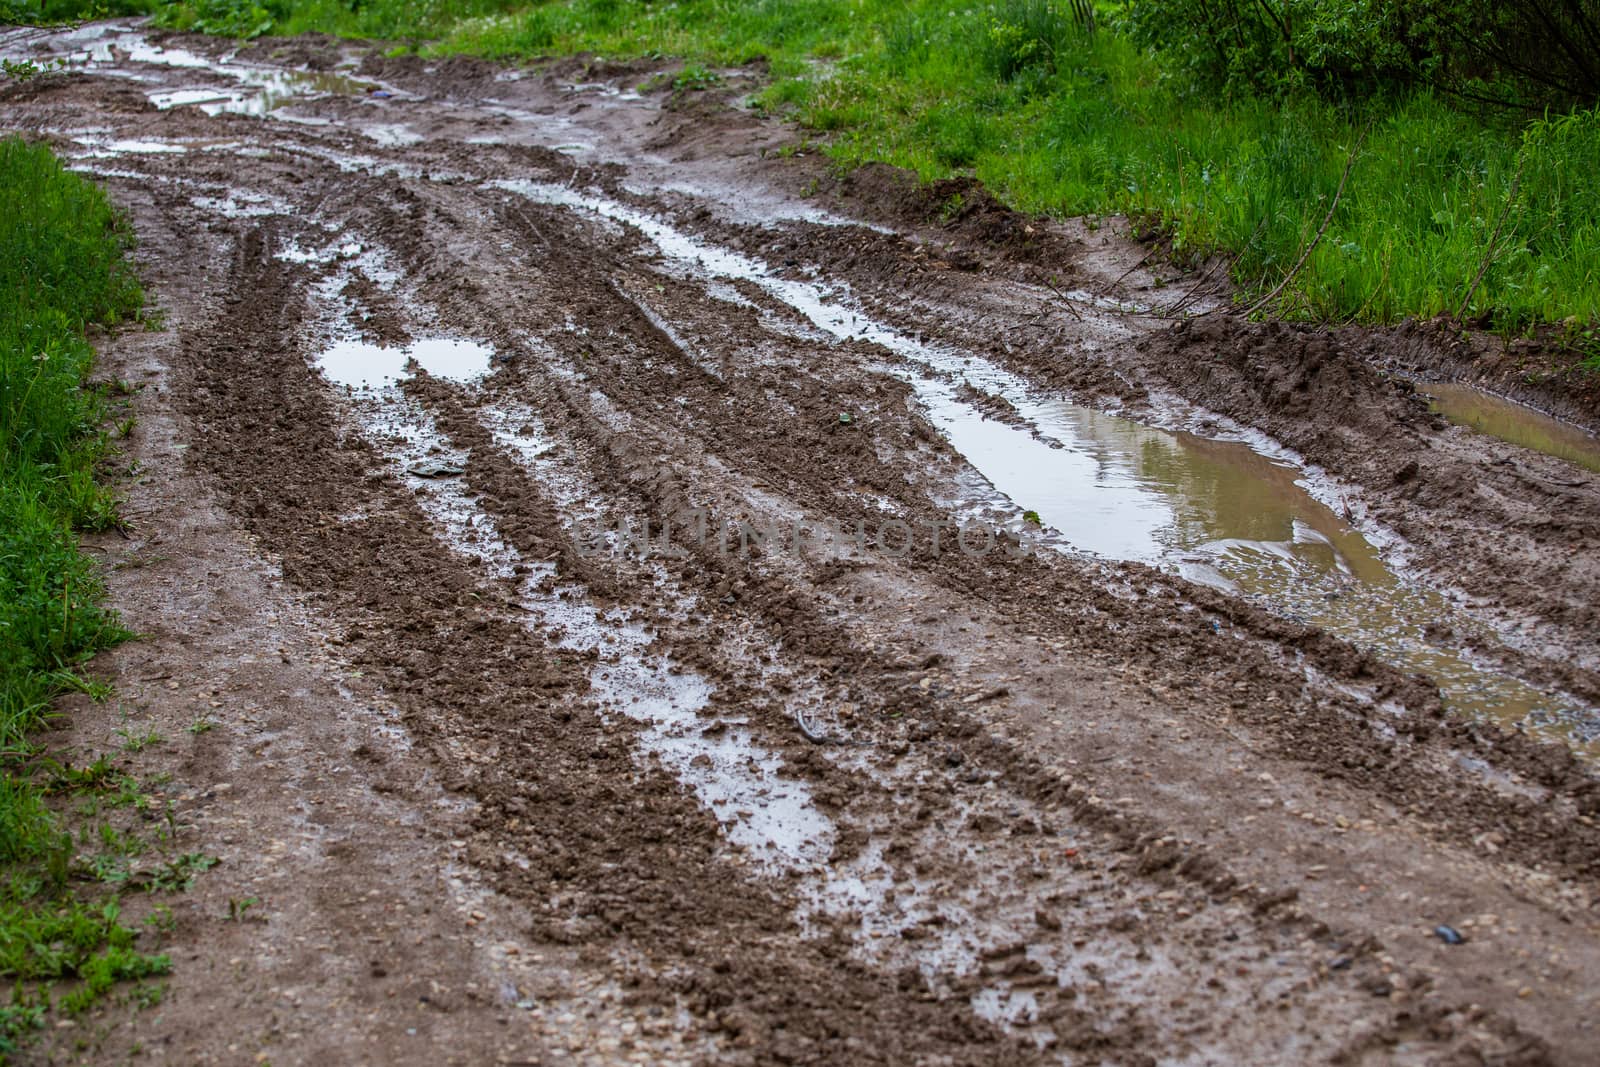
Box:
[0,136,181,1057]
[123,0,1600,353]
[6,1,1598,351]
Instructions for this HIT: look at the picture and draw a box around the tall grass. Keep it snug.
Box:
[0,138,149,1055]
[1,138,137,754]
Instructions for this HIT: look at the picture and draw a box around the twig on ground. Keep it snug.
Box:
[1042,278,1086,321]
[1098,250,1156,298]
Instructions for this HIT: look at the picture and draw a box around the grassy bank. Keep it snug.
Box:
[126,0,1600,348]
[0,137,167,1056]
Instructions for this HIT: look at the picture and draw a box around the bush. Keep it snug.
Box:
[0,0,153,23]
[1113,0,1600,110]
[975,0,1090,82]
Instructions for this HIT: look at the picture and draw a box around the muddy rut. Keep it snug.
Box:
[6,20,1600,1065]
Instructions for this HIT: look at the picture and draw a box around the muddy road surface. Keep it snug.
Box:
[6,20,1600,1065]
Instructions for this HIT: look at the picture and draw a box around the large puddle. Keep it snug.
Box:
[495,179,1599,747]
[1418,380,1600,474]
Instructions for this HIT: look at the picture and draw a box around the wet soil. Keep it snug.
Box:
[5,19,1600,1065]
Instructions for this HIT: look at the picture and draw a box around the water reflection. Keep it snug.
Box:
[932,377,1595,746]
[1418,381,1600,474]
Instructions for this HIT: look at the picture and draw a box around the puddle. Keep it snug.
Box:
[190,193,280,218]
[495,179,1599,746]
[1418,381,1600,474]
[5,24,394,120]
[363,123,424,148]
[316,337,494,389]
[71,135,186,157]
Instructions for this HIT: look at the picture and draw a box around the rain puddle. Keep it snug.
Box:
[8,24,394,120]
[1418,381,1600,474]
[494,179,1598,745]
[70,135,185,157]
[316,337,494,390]
[362,123,424,148]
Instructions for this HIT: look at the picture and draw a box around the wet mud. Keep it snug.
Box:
[5,19,1600,1065]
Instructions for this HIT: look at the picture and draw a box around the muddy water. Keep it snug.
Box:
[1419,380,1600,474]
[495,180,1597,745]
[316,336,494,389]
[926,365,1594,744]
[8,23,387,119]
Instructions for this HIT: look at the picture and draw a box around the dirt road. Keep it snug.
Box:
[5,20,1600,1065]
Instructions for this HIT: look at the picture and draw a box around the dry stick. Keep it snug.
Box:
[1174,216,1265,320]
[1456,157,1525,322]
[1241,120,1372,320]
[1156,257,1227,318]
[1042,278,1086,321]
[1097,250,1156,298]
[513,205,550,252]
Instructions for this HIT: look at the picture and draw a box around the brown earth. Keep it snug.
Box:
[4,19,1600,1066]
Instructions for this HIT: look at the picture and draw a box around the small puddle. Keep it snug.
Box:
[495,180,1599,746]
[1418,381,1600,474]
[144,68,373,118]
[70,135,186,157]
[316,337,494,390]
[362,123,424,148]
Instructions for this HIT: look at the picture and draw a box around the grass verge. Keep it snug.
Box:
[0,136,174,1058]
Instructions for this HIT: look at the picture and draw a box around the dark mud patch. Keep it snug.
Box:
[810,162,1087,279]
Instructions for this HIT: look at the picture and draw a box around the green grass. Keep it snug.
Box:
[1,137,139,752]
[0,137,168,1058]
[139,0,1600,342]
[0,0,152,25]
[17,0,1591,338]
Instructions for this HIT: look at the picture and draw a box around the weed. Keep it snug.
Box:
[1,58,61,81]
[146,853,217,894]
[143,904,175,934]
[42,756,117,794]
[226,896,260,922]
[126,979,165,1009]
[672,63,722,92]
[115,726,163,753]
[186,716,216,735]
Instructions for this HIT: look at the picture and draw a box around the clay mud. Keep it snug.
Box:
[6,19,1600,1066]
